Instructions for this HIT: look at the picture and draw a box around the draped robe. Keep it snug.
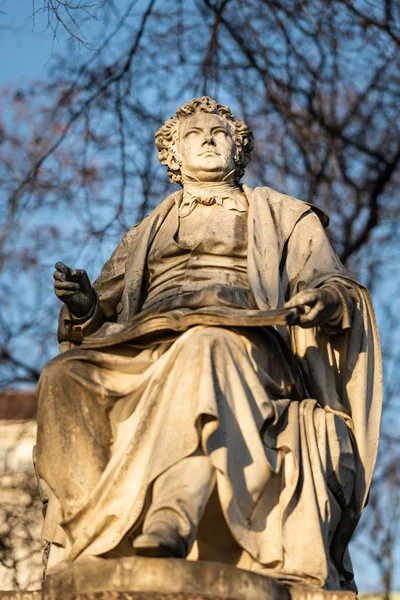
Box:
[36,185,381,591]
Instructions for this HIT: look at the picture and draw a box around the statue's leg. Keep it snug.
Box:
[130,325,300,559]
[36,346,131,521]
[133,449,215,557]
[35,326,303,561]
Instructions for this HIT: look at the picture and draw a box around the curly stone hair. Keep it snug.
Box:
[155,96,254,185]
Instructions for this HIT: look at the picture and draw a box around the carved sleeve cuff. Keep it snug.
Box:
[60,290,104,343]
[321,282,354,333]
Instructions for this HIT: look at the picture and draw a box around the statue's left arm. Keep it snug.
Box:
[282,207,382,580]
[281,209,356,331]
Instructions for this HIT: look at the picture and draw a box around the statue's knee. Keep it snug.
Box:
[39,352,78,388]
[186,327,237,351]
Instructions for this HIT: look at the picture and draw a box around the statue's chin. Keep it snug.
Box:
[184,163,234,183]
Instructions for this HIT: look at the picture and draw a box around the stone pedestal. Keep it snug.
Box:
[39,557,356,600]
[0,594,41,599]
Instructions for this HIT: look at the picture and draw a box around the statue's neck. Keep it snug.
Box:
[181,170,239,193]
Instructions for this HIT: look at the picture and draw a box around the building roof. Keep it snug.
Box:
[0,389,37,420]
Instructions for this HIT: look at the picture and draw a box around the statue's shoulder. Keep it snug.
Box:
[122,190,182,246]
[244,184,329,228]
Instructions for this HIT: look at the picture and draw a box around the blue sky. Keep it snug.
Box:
[0,1,56,86]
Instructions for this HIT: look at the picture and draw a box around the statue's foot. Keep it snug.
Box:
[133,522,186,558]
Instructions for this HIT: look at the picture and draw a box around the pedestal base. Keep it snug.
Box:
[39,557,356,600]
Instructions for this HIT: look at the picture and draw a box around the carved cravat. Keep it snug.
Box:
[179,178,247,217]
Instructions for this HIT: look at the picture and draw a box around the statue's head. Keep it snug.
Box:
[155,96,254,185]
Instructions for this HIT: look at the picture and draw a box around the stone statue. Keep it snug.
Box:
[36,97,382,593]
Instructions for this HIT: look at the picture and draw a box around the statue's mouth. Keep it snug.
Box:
[200,150,220,156]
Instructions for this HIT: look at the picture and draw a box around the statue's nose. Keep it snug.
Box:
[202,133,216,146]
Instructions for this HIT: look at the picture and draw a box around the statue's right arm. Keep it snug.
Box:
[57,233,132,344]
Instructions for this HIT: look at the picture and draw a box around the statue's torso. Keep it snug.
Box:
[142,202,257,312]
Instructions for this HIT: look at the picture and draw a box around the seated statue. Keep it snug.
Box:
[36,96,381,592]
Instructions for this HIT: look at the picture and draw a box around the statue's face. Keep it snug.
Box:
[179,112,236,182]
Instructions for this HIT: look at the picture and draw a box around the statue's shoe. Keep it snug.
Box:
[133,524,186,558]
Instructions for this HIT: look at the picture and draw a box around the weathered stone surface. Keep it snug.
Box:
[0,594,358,600]
[0,593,41,599]
[65,595,262,600]
[0,561,357,600]
[289,586,356,600]
[43,556,288,600]
[36,96,381,592]
[46,593,356,600]
[41,557,357,600]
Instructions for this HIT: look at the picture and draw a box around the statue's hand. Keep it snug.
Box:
[284,287,342,328]
[53,262,96,318]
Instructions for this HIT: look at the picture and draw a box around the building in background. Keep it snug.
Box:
[0,390,43,591]
[0,390,37,472]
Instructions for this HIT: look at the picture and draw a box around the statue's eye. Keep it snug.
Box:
[214,129,226,137]
[185,130,199,138]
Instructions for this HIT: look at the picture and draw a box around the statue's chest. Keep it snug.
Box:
[149,204,248,260]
